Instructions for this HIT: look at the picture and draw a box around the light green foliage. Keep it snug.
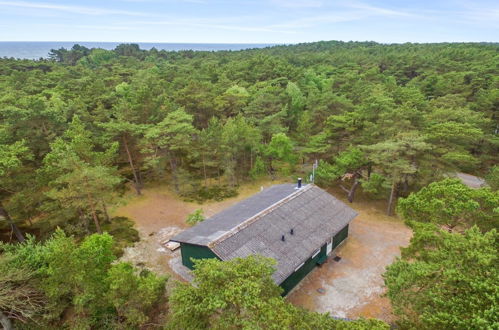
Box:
[249,156,266,179]
[79,48,117,67]
[384,224,498,329]
[0,140,31,176]
[1,41,498,328]
[41,116,121,233]
[221,115,261,185]
[266,133,294,161]
[360,173,389,198]
[285,81,305,128]
[486,165,499,191]
[398,178,499,231]
[334,147,365,174]
[362,132,431,181]
[143,107,196,191]
[315,160,341,185]
[143,108,196,155]
[168,256,388,330]
[107,263,167,328]
[186,209,205,226]
[216,85,250,117]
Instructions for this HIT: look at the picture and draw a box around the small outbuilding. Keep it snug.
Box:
[170,182,358,295]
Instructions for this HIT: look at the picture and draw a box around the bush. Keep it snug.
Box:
[186,209,204,226]
[101,216,139,257]
[181,185,238,203]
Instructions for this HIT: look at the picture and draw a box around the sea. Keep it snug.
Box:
[0,41,276,60]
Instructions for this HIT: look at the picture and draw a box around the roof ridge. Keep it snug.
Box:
[207,184,313,248]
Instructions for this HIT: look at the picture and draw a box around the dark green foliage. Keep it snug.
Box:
[486,165,499,191]
[1,41,498,235]
[101,216,140,257]
[181,185,238,203]
[1,40,498,328]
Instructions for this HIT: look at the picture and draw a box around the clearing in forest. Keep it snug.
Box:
[112,181,280,278]
[113,182,411,322]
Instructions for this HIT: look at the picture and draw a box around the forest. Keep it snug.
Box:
[0,41,498,329]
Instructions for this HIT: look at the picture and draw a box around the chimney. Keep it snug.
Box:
[297,178,302,189]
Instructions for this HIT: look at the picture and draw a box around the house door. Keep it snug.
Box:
[326,238,333,255]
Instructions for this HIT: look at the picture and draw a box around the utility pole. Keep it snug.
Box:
[312,159,318,183]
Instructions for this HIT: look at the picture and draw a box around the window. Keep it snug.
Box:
[312,249,320,258]
[294,262,305,272]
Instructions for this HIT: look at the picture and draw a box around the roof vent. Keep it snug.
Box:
[297,178,302,189]
[281,235,285,242]
[290,228,294,235]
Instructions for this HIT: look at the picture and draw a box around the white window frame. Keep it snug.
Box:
[294,262,305,272]
[312,249,320,258]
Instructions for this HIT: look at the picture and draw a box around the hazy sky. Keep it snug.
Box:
[0,0,498,43]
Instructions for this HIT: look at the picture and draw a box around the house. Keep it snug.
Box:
[170,180,358,295]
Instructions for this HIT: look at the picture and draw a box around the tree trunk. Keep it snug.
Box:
[168,155,180,194]
[0,311,13,330]
[402,175,409,193]
[387,181,398,216]
[347,173,360,203]
[122,134,141,195]
[202,155,207,187]
[87,195,102,234]
[137,166,143,187]
[101,202,110,223]
[0,201,25,243]
[250,150,253,172]
[78,208,89,234]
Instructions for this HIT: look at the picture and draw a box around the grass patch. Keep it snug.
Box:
[102,216,140,257]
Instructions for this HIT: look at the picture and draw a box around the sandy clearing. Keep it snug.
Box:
[112,180,286,279]
[113,182,412,322]
[286,190,412,322]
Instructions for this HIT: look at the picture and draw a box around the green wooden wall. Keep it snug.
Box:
[179,224,350,295]
[332,224,349,250]
[279,244,327,296]
[180,243,220,269]
[280,224,350,295]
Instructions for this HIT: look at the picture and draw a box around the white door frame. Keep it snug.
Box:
[326,238,333,255]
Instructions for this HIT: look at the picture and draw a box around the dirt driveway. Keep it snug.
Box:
[287,194,412,322]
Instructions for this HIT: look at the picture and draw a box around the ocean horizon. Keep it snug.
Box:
[0,41,277,60]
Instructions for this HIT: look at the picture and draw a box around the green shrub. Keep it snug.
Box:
[101,216,139,257]
[186,209,205,226]
[181,185,238,203]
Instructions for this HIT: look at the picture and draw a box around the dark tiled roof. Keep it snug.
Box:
[171,184,357,283]
[171,184,298,246]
